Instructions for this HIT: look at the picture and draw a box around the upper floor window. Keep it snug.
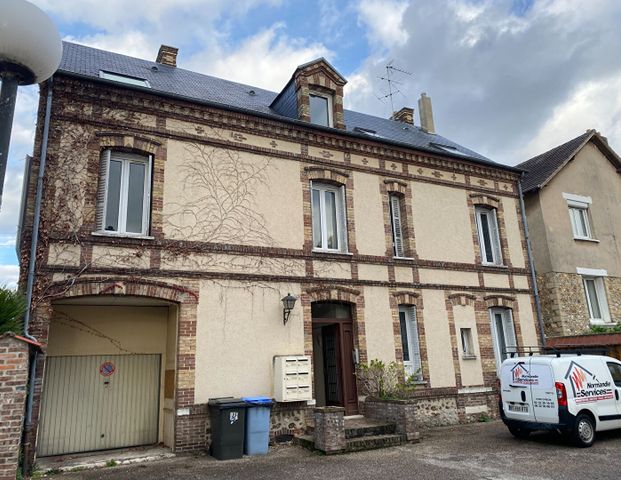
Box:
[475,206,502,265]
[311,181,347,252]
[398,305,423,381]
[389,193,405,257]
[99,150,152,236]
[309,92,333,127]
[489,307,517,371]
[582,275,610,324]
[563,193,594,240]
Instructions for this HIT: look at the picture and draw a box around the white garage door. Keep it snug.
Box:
[38,354,161,457]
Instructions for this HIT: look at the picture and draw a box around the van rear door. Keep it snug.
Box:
[500,359,536,422]
[528,358,558,424]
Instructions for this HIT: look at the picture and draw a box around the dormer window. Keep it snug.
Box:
[310,92,333,127]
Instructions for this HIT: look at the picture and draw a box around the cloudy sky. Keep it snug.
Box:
[2,0,621,286]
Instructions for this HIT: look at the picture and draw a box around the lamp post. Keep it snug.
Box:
[0,0,62,210]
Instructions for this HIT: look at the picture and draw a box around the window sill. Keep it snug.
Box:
[574,237,599,243]
[394,256,415,261]
[481,262,508,268]
[91,231,155,240]
[312,249,353,256]
[462,355,477,360]
[589,320,616,327]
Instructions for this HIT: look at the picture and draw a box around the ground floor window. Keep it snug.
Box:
[398,305,423,380]
[582,276,610,324]
[489,307,517,371]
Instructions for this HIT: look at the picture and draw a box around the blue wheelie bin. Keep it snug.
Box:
[242,396,273,455]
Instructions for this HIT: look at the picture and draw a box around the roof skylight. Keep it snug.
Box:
[354,127,383,138]
[99,70,151,88]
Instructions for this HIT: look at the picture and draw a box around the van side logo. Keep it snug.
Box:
[565,361,613,404]
[511,363,539,385]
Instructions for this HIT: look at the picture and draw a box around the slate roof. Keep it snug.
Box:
[58,42,517,171]
[515,130,621,193]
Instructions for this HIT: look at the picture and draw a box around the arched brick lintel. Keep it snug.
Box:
[304,285,361,304]
[392,290,423,309]
[96,132,162,156]
[484,295,517,309]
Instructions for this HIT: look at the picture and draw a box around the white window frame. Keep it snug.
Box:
[100,150,152,236]
[563,192,594,240]
[460,328,475,358]
[489,307,517,373]
[309,92,334,128]
[475,206,503,266]
[582,275,611,324]
[389,193,405,258]
[398,305,423,381]
[310,181,348,253]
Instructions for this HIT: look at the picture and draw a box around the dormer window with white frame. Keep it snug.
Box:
[475,206,503,266]
[309,92,333,127]
[311,181,347,252]
[97,150,152,236]
[563,193,594,241]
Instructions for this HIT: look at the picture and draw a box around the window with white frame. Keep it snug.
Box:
[309,92,333,127]
[582,276,610,324]
[311,181,347,252]
[98,150,152,235]
[398,305,423,380]
[489,307,517,371]
[563,193,593,240]
[475,206,502,265]
[460,328,475,358]
[389,193,405,257]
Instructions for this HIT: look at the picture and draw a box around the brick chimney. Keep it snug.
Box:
[156,45,178,67]
[418,93,436,134]
[391,107,414,125]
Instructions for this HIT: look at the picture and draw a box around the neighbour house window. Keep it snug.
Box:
[489,307,517,371]
[309,92,333,127]
[563,193,594,240]
[475,206,502,265]
[311,181,347,252]
[389,193,405,257]
[398,305,423,381]
[460,328,475,358]
[582,276,610,324]
[99,150,152,236]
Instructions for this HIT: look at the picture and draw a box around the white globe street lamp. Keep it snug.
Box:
[0,0,62,209]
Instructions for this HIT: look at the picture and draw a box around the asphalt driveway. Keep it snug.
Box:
[51,421,621,480]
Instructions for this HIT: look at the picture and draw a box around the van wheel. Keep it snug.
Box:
[508,425,530,439]
[571,414,595,447]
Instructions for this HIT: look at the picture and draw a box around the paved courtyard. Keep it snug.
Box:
[49,421,621,480]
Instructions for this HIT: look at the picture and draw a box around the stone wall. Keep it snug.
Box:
[537,272,590,336]
[0,335,30,480]
[412,396,459,429]
[605,276,621,324]
[270,402,309,442]
[313,407,345,454]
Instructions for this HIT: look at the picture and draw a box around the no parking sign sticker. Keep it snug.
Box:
[99,361,116,377]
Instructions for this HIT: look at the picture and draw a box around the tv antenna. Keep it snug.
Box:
[377,61,412,115]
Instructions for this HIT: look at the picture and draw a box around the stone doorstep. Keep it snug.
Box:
[36,446,175,474]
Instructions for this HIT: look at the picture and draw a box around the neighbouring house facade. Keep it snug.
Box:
[18,42,540,462]
[518,130,621,343]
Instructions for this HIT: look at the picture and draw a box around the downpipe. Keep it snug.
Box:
[518,177,546,348]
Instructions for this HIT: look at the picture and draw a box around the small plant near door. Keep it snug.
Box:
[0,286,26,335]
[356,359,418,400]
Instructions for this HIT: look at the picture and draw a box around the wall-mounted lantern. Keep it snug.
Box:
[281,293,297,325]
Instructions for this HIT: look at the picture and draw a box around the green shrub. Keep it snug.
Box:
[0,286,26,335]
[590,324,621,334]
[356,359,419,400]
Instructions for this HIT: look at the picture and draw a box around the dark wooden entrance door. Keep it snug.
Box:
[312,302,359,415]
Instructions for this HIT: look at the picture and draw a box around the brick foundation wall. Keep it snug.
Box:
[270,401,309,441]
[0,335,30,480]
[313,406,346,454]
[175,404,208,452]
[364,398,419,442]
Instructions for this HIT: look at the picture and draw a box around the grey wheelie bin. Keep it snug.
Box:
[208,397,246,460]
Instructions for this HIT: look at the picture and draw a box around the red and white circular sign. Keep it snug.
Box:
[99,361,116,377]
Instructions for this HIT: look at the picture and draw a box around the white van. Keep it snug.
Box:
[499,354,621,447]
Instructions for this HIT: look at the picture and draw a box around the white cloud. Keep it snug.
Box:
[0,265,19,289]
[356,0,411,49]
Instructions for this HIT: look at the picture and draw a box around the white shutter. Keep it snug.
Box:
[338,186,348,252]
[390,194,405,257]
[490,210,503,264]
[409,306,423,380]
[502,310,517,354]
[95,150,111,231]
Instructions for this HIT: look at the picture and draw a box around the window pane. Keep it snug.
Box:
[126,162,146,233]
[577,209,589,237]
[585,279,601,319]
[104,160,122,231]
[310,94,329,127]
[324,190,338,249]
[495,313,507,361]
[399,311,410,362]
[312,189,322,248]
[479,212,494,263]
[607,363,621,388]
[311,302,350,319]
